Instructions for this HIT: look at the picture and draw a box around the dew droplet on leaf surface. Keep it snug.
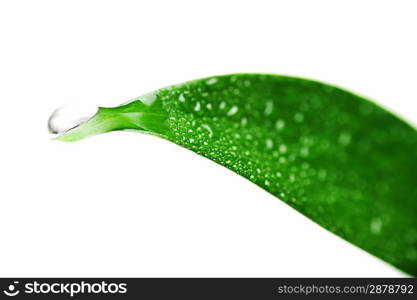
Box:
[227,105,239,116]
[206,78,218,85]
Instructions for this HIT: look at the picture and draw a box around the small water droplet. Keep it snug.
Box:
[178,94,185,102]
[294,112,304,122]
[275,119,285,130]
[279,144,287,153]
[241,117,248,126]
[264,101,274,115]
[201,124,213,138]
[206,78,218,85]
[300,147,309,157]
[318,169,327,180]
[338,131,351,146]
[266,138,273,149]
[194,102,201,111]
[370,217,382,234]
[227,105,239,116]
[219,101,226,110]
[206,103,212,110]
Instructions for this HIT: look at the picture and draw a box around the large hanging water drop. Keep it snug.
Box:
[48,104,98,135]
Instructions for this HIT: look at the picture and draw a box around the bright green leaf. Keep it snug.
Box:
[56,74,417,276]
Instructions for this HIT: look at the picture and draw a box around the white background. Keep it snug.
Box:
[0,0,416,277]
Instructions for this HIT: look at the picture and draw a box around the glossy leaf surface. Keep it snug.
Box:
[58,74,417,276]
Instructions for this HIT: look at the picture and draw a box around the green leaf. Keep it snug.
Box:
[57,74,417,276]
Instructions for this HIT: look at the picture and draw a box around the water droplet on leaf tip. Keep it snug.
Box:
[48,104,98,135]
